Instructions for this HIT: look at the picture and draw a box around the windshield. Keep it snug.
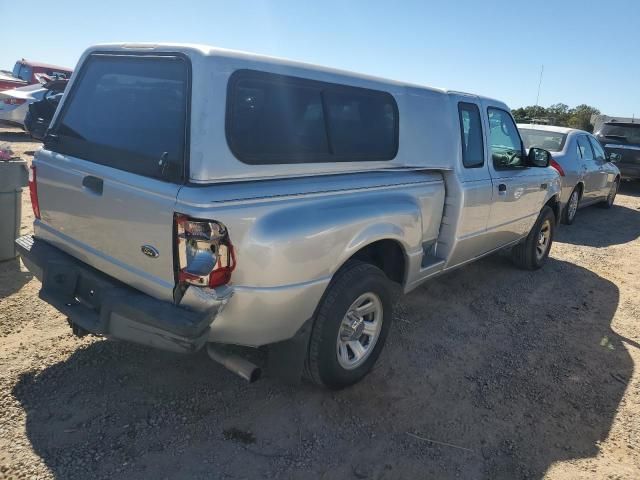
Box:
[600,124,640,144]
[519,128,567,152]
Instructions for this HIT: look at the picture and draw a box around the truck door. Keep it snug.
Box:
[484,105,546,247]
[442,100,494,267]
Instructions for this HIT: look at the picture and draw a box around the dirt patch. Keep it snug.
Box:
[0,126,638,479]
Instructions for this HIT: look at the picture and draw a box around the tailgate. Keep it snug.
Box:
[33,53,190,302]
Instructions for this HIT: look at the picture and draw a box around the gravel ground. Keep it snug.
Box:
[0,126,639,479]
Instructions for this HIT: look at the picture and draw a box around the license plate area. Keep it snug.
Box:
[40,261,108,333]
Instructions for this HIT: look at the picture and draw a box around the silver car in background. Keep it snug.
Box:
[518,124,621,224]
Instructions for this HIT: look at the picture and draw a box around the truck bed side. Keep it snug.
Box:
[175,169,444,345]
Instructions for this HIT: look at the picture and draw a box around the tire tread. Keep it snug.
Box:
[304,260,391,388]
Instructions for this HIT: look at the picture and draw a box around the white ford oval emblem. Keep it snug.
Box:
[141,245,159,258]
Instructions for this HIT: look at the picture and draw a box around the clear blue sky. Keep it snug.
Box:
[1,0,638,116]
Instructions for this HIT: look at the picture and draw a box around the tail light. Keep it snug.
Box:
[28,165,40,219]
[550,158,565,177]
[175,214,235,289]
[3,98,26,105]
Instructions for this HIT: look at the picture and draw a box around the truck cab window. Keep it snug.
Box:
[458,102,484,168]
[487,108,525,169]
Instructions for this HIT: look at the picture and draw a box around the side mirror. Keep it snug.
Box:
[528,147,551,168]
[608,152,622,163]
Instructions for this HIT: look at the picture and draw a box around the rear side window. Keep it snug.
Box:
[457,102,484,168]
[226,70,398,164]
[588,136,606,161]
[577,136,594,160]
[51,54,189,182]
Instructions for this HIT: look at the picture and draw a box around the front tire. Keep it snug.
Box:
[305,260,397,389]
[562,187,580,225]
[512,205,555,270]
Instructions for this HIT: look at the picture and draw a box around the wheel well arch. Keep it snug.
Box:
[347,239,407,285]
[545,195,561,223]
[575,182,584,198]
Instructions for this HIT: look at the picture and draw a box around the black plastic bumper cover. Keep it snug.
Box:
[15,235,216,353]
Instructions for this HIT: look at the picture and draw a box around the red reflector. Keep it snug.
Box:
[29,165,41,219]
[3,98,26,105]
[550,158,565,176]
[208,245,236,288]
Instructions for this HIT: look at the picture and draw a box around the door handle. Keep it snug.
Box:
[82,175,103,195]
[540,183,548,190]
[498,183,507,195]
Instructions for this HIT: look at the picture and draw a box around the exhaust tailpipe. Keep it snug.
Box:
[207,345,261,383]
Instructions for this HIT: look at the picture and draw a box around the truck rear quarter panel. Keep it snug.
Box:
[175,171,444,345]
[177,171,444,288]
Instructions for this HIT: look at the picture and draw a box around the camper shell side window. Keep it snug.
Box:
[226,69,399,164]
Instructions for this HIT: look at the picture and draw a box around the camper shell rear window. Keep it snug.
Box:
[226,69,399,164]
[49,53,190,183]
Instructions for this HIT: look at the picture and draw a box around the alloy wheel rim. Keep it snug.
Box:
[568,191,579,220]
[336,292,383,370]
[536,219,552,261]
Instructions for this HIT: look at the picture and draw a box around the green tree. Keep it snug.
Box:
[567,104,600,132]
[512,105,548,122]
[546,103,570,126]
[511,103,600,131]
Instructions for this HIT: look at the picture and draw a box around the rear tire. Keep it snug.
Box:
[305,260,397,389]
[599,179,619,209]
[562,187,580,225]
[512,206,555,270]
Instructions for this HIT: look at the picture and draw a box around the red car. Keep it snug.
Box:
[0,59,72,91]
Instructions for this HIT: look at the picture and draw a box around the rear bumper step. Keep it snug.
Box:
[15,235,226,354]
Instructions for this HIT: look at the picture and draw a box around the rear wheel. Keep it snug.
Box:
[512,206,555,270]
[562,187,580,225]
[599,179,619,209]
[305,260,397,389]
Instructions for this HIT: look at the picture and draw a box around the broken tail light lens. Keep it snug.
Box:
[175,215,235,289]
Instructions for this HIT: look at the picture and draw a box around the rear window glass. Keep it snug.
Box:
[51,54,189,182]
[226,70,398,164]
[519,128,567,152]
[600,124,640,144]
[458,102,484,168]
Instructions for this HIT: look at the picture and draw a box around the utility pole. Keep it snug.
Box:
[534,64,544,111]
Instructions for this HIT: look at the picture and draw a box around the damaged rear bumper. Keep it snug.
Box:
[15,235,231,353]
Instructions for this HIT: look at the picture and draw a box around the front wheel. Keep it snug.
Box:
[512,205,555,270]
[305,260,397,389]
[562,187,580,225]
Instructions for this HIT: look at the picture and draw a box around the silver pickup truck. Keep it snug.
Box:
[17,44,561,389]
